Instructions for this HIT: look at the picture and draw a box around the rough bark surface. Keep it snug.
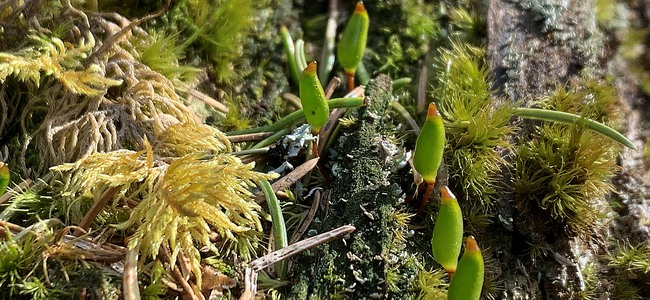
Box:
[488,0,650,299]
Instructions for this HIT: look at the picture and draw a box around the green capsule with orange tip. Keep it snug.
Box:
[448,236,484,300]
[413,102,445,184]
[337,1,369,91]
[299,61,329,134]
[0,162,9,197]
[431,186,464,277]
[412,102,445,212]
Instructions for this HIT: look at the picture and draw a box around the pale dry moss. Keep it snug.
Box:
[0,3,198,176]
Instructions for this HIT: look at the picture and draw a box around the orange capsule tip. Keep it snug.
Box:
[355,2,367,14]
[427,102,441,118]
[441,185,456,201]
[305,61,318,73]
[466,236,480,252]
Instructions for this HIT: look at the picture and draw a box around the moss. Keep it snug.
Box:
[578,262,601,300]
[133,30,200,85]
[288,76,422,299]
[513,83,620,234]
[431,43,514,214]
[415,268,448,300]
[0,227,121,299]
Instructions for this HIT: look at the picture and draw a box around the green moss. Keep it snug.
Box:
[432,43,514,210]
[607,241,649,300]
[0,228,121,299]
[415,268,448,300]
[513,83,620,234]
[169,0,253,83]
[609,241,650,277]
[134,30,200,85]
[578,262,601,300]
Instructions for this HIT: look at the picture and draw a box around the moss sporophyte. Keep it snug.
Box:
[299,61,329,157]
[413,102,445,213]
[431,186,463,278]
[448,236,484,300]
[337,1,369,91]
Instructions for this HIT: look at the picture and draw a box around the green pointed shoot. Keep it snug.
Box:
[295,39,308,73]
[299,61,330,135]
[280,26,300,86]
[413,102,445,184]
[412,102,445,212]
[259,179,288,279]
[337,1,369,91]
[431,186,463,277]
[513,107,637,149]
[0,162,9,197]
[448,236,484,300]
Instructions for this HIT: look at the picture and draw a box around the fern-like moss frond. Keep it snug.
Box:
[50,145,162,224]
[0,33,122,96]
[121,152,276,287]
[154,122,231,156]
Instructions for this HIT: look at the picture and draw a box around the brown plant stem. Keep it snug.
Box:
[74,187,119,237]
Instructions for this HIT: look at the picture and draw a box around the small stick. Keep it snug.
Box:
[255,158,319,203]
[240,226,354,297]
[249,225,355,271]
[319,0,339,86]
[227,132,274,143]
[186,88,229,114]
[282,93,303,110]
[324,77,341,99]
[290,190,323,244]
[123,247,141,300]
[75,187,119,237]
[171,267,201,300]
[178,250,193,280]
[417,62,428,114]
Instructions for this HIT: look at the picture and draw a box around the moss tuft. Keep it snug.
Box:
[513,83,620,234]
[415,268,448,300]
[432,43,515,209]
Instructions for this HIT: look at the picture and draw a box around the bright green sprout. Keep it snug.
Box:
[299,61,330,157]
[299,61,330,135]
[432,186,464,277]
[259,178,288,279]
[280,25,300,86]
[448,235,484,300]
[337,1,369,91]
[413,102,446,213]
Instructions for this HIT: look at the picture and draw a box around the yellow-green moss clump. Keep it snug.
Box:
[432,43,514,211]
[513,83,620,234]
